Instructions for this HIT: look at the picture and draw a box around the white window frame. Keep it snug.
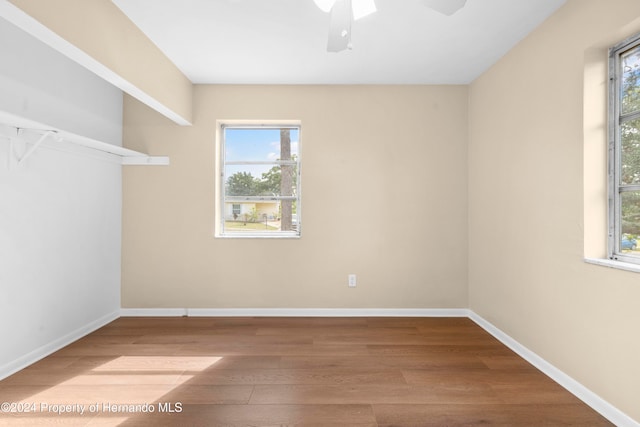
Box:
[216,122,301,239]
[608,33,640,264]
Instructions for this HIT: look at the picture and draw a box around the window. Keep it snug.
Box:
[217,123,301,238]
[609,34,640,263]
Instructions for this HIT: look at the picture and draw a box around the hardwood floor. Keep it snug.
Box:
[0,317,612,426]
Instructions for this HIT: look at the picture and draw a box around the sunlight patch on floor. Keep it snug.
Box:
[5,356,223,425]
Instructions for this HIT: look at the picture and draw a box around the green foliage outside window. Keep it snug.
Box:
[620,50,640,238]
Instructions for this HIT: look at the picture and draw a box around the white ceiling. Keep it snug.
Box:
[111,0,566,85]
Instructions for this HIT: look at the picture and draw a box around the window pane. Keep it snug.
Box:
[611,36,640,261]
[621,192,640,253]
[225,128,299,162]
[620,117,640,185]
[223,200,298,232]
[220,124,301,237]
[621,46,640,115]
[225,164,296,197]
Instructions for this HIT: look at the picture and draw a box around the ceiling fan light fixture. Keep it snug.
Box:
[422,0,467,16]
[313,0,376,20]
[315,0,376,52]
[327,0,353,52]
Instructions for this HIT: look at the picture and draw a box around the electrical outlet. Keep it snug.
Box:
[348,274,357,287]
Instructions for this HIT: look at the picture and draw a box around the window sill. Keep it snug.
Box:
[215,233,301,239]
[584,257,640,273]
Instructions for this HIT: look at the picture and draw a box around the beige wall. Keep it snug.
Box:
[122,85,468,310]
[468,0,640,421]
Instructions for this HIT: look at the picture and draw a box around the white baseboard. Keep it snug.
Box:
[120,307,470,317]
[119,308,189,317]
[0,309,120,381]
[468,311,638,427]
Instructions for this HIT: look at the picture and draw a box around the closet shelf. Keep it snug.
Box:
[0,110,169,166]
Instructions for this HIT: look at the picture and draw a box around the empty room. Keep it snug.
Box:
[1,0,639,425]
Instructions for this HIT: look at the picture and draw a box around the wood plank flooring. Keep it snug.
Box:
[0,317,613,426]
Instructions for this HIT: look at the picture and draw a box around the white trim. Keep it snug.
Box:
[120,308,470,318]
[188,308,469,317]
[0,0,191,126]
[120,308,188,317]
[584,257,640,273]
[0,310,119,381]
[468,311,639,427]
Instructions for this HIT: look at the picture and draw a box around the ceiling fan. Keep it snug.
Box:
[313,0,468,52]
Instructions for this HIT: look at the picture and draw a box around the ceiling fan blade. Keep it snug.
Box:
[352,0,376,20]
[422,0,467,16]
[327,0,353,52]
[313,0,337,13]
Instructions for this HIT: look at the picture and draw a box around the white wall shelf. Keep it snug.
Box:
[0,110,169,166]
